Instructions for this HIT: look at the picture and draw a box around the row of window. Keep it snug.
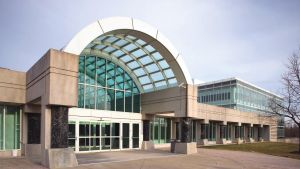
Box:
[78,84,140,112]
[199,92,231,103]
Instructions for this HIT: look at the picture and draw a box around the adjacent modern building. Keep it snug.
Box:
[0,17,281,168]
[197,77,285,138]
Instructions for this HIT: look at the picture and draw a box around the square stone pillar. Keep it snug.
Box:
[172,117,197,154]
[41,105,78,168]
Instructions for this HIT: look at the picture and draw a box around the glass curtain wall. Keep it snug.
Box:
[78,56,140,113]
[0,105,20,150]
[150,117,171,144]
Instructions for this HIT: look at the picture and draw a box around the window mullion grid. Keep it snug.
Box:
[130,39,170,87]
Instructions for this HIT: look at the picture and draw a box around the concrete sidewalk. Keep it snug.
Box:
[76,149,181,165]
[1,148,300,169]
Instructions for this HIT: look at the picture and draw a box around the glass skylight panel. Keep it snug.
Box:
[103,46,116,53]
[94,44,106,50]
[152,52,163,60]
[86,43,94,48]
[132,49,146,58]
[155,81,167,88]
[145,64,159,73]
[168,78,177,85]
[139,56,153,65]
[144,45,155,53]
[136,39,146,46]
[97,35,107,41]
[139,76,151,85]
[143,84,153,91]
[123,44,137,51]
[114,39,128,47]
[105,36,118,43]
[150,72,164,81]
[112,50,125,57]
[126,35,136,40]
[127,61,139,69]
[133,68,146,77]
[158,60,169,69]
[120,55,133,63]
[164,69,175,78]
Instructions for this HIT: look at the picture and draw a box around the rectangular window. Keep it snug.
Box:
[125,92,132,112]
[106,61,115,88]
[85,56,96,85]
[78,84,84,108]
[78,56,85,83]
[96,87,106,110]
[85,86,95,109]
[116,91,124,112]
[133,93,140,113]
[5,106,20,149]
[96,57,106,87]
[106,89,115,111]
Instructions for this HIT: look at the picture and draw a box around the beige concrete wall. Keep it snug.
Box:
[26,49,78,107]
[0,68,26,104]
[141,85,187,117]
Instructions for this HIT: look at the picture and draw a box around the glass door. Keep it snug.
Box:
[101,123,111,150]
[122,123,129,149]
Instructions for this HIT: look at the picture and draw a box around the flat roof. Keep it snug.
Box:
[198,77,282,98]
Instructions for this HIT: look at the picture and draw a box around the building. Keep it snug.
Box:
[0,17,280,168]
[197,77,285,138]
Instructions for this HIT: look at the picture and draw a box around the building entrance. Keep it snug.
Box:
[150,117,171,144]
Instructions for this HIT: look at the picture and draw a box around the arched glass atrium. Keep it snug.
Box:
[80,33,178,93]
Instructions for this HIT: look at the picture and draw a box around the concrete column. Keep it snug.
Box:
[41,104,51,166]
[120,122,123,150]
[235,124,242,144]
[141,120,154,150]
[21,112,28,156]
[75,121,79,152]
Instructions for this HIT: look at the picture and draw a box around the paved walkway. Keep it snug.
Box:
[1,148,300,169]
[76,149,179,165]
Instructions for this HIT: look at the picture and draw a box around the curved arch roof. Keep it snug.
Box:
[63,17,192,93]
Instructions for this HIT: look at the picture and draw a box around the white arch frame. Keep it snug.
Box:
[63,17,193,88]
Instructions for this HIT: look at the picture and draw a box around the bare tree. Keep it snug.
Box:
[268,49,300,152]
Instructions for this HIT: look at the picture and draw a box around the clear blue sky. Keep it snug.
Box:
[0,0,300,93]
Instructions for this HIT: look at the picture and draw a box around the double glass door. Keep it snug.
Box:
[150,117,171,144]
[69,121,139,151]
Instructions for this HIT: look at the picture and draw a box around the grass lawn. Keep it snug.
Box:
[203,142,300,160]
